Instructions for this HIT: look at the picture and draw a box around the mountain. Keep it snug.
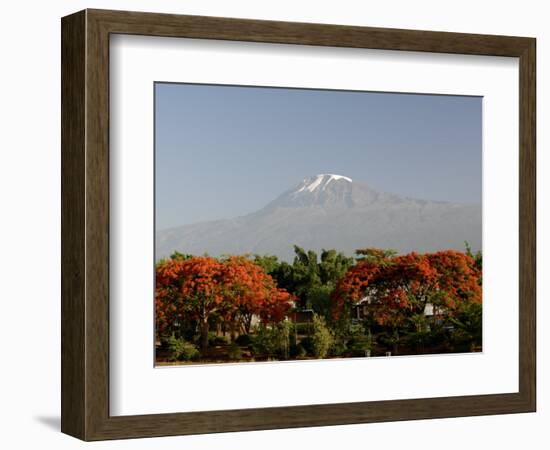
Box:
[156,174,481,262]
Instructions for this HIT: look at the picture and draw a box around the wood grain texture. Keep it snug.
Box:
[518,39,536,409]
[89,8,532,56]
[85,10,111,438]
[61,8,537,441]
[60,10,86,439]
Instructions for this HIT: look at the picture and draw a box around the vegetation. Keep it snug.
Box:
[165,336,200,362]
[155,244,482,364]
[156,255,292,351]
[310,315,333,358]
[250,322,291,360]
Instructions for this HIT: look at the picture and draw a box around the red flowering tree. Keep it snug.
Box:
[332,249,482,327]
[156,256,227,350]
[156,255,293,350]
[220,256,293,336]
[426,250,482,311]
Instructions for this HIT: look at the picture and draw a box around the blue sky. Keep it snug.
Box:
[155,83,481,230]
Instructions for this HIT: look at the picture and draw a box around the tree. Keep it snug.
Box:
[449,301,482,351]
[156,255,294,351]
[156,256,228,351]
[319,249,355,285]
[169,250,193,261]
[355,247,397,263]
[221,256,293,336]
[333,250,481,323]
[253,254,281,275]
[305,284,333,318]
[291,246,321,308]
[426,250,482,312]
[310,314,333,358]
[464,241,483,282]
[267,246,354,315]
[332,250,482,354]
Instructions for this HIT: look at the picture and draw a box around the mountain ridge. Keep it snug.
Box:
[156,174,481,261]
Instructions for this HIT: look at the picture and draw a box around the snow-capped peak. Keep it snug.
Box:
[264,174,355,209]
[296,174,353,193]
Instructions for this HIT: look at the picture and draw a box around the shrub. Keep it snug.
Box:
[344,323,372,357]
[251,323,290,360]
[227,342,242,360]
[166,336,200,362]
[311,314,333,359]
[329,337,348,357]
[348,334,371,357]
[328,325,351,357]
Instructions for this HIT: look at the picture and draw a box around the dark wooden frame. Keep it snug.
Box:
[61,8,536,441]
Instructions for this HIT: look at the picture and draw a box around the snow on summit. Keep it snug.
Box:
[157,173,481,261]
[296,174,353,193]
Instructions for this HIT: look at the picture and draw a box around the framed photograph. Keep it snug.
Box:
[61,9,536,441]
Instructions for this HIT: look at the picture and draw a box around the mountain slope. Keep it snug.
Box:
[156,174,481,261]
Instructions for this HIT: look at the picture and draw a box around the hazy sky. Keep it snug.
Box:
[155,83,481,230]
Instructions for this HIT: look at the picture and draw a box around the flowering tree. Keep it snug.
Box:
[155,256,293,350]
[332,249,482,327]
[426,250,482,310]
[220,256,293,336]
[156,256,228,350]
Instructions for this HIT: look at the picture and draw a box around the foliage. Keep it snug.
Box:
[166,336,200,362]
[305,284,333,319]
[346,323,372,357]
[155,255,293,350]
[250,323,291,360]
[329,336,348,357]
[449,301,483,350]
[426,250,482,310]
[403,313,433,352]
[355,247,397,263]
[378,329,401,355]
[332,249,482,326]
[253,254,281,275]
[464,241,483,282]
[155,256,226,350]
[169,251,194,261]
[256,246,354,318]
[311,314,333,358]
[220,255,294,336]
[332,249,482,355]
[327,323,371,357]
[156,245,483,362]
